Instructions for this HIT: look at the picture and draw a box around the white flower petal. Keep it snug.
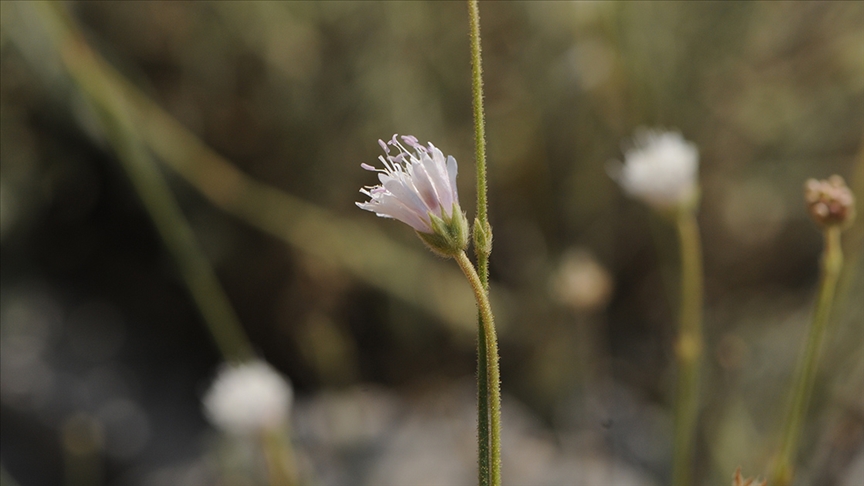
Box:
[406,159,441,215]
[446,155,459,209]
[422,145,453,214]
[357,134,462,233]
[369,195,432,232]
[615,129,699,209]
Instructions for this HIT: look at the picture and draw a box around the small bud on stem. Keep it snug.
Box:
[805,175,855,229]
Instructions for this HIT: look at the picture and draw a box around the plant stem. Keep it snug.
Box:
[468,0,488,232]
[671,209,704,486]
[467,2,495,485]
[1,464,22,486]
[455,251,500,486]
[772,226,844,486]
[261,429,298,486]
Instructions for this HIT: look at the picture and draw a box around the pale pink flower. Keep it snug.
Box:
[357,134,461,234]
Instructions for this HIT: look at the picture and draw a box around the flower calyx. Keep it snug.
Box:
[417,203,470,257]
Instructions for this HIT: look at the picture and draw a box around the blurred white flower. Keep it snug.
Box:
[357,134,461,234]
[612,130,699,210]
[203,360,292,435]
[550,249,613,313]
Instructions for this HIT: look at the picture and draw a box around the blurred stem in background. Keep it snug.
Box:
[61,414,104,486]
[612,130,705,486]
[34,4,303,485]
[773,174,856,486]
[772,225,844,486]
[32,1,255,364]
[467,1,499,485]
[0,465,21,486]
[835,144,864,312]
[19,1,483,339]
[262,429,299,486]
[671,208,704,486]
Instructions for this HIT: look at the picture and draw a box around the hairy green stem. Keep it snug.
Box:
[34,2,255,363]
[772,226,844,486]
[456,251,500,486]
[468,0,489,231]
[671,209,704,486]
[467,2,495,485]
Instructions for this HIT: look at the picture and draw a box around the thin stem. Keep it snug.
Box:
[468,0,488,232]
[261,429,298,486]
[1,464,22,486]
[467,2,494,485]
[671,209,704,486]
[772,226,844,486]
[34,2,255,363]
[476,309,490,486]
[455,252,501,486]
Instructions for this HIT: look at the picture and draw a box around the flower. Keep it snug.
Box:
[732,467,767,486]
[550,248,613,313]
[804,175,856,228]
[357,134,468,255]
[611,129,699,210]
[203,360,293,435]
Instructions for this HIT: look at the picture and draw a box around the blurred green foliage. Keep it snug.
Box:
[1,2,862,485]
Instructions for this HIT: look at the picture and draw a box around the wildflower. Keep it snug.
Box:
[203,360,293,435]
[804,175,856,228]
[357,134,468,256]
[732,467,767,486]
[612,129,699,210]
[550,248,613,313]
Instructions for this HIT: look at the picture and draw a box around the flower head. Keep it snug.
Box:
[357,134,468,255]
[612,129,699,210]
[550,249,613,313]
[732,467,766,486]
[804,175,856,229]
[203,360,293,435]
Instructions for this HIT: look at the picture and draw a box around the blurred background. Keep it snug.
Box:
[1,2,863,485]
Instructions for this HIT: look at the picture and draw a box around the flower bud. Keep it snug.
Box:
[473,217,493,258]
[732,467,766,486]
[804,175,855,229]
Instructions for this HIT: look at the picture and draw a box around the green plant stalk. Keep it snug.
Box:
[468,0,488,232]
[261,429,298,486]
[772,226,844,486]
[456,252,500,486]
[34,2,255,363]
[1,464,22,486]
[467,1,495,485]
[671,209,704,486]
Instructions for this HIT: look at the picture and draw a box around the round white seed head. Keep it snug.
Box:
[612,129,699,211]
[203,360,293,435]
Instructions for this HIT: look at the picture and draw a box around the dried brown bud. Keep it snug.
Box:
[804,175,856,228]
[732,467,767,486]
